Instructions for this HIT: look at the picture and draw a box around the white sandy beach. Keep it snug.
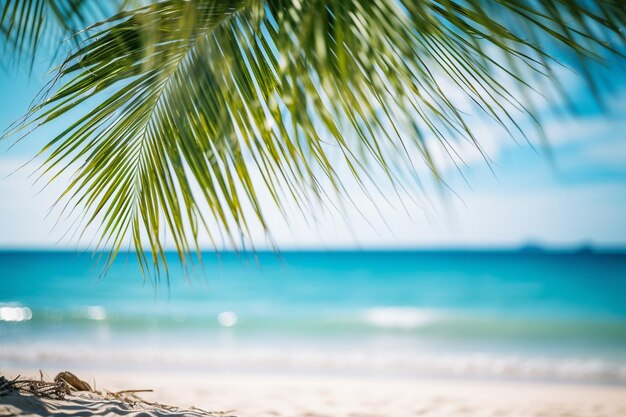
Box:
[3,369,626,417]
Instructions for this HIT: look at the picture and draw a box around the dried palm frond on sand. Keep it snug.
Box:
[0,372,234,417]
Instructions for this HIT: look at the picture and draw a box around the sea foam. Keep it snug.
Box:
[363,307,441,329]
[2,341,626,384]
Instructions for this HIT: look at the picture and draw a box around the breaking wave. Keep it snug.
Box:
[2,341,626,384]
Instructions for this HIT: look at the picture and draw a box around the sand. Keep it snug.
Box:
[2,369,626,417]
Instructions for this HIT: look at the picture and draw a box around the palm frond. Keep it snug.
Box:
[4,0,625,277]
[0,0,124,65]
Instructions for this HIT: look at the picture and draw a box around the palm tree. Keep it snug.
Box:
[1,0,625,275]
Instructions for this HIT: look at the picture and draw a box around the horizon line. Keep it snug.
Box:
[0,244,625,254]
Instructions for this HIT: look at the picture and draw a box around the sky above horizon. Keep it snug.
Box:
[1,54,626,250]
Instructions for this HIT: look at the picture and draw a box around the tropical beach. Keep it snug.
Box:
[3,251,626,416]
[2,0,626,416]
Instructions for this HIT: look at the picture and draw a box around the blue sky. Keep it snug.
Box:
[1,57,625,250]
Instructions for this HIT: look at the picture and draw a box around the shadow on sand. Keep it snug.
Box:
[0,390,230,417]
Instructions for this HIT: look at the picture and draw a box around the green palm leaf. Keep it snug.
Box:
[0,0,124,64]
[4,0,625,276]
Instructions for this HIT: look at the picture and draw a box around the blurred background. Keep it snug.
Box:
[1,31,626,386]
[1,250,626,384]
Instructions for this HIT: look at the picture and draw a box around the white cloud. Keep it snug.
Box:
[2,151,626,250]
[0,159,70,248]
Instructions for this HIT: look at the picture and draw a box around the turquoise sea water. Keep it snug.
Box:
[1,250,626,383]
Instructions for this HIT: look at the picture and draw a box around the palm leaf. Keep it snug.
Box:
[4,0,625,277]
[0,0,125,65]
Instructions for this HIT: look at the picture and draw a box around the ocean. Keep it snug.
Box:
[1,250,625,384]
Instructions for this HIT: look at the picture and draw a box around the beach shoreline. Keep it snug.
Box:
[4,368,626,417]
